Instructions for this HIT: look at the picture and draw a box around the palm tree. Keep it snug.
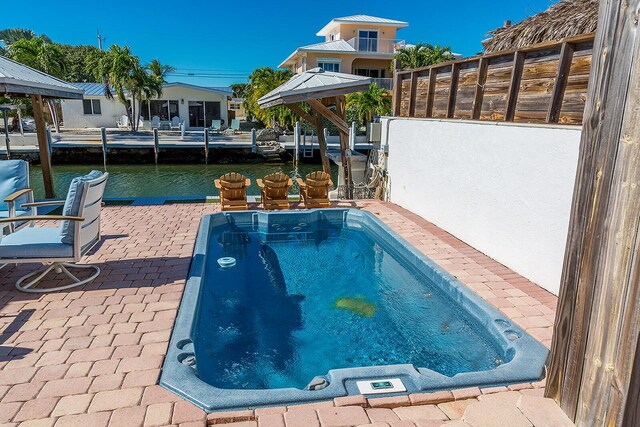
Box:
[0,28,52,54]
[244,67,295,128]
[394,42,455,70]
[6,36,67,131]
[346,83,392,127]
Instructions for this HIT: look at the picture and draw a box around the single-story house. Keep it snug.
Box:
[61,82,232,130]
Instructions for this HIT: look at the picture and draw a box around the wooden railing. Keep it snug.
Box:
[392,33,595,125]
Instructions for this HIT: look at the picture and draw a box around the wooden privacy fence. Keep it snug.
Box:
[392,33,595,125]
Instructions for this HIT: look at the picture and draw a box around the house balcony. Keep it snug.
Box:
[346,37,406,54]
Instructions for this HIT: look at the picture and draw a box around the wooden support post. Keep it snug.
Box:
[335,96,352,197]
[286,103,331,173]
[504,51,525,121]
[446,63,460,118]
[547,42,575,123]
[472,58,488,120]
[31,94,55,198]
[425,68,437,118]
[545,0,640,424]
[392,60,402,116]
[306,99,349,134]
[408,71,418,117]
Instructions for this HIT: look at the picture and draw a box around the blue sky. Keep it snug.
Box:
[6,0,554,87]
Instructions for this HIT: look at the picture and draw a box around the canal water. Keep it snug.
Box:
[29,163,338,200]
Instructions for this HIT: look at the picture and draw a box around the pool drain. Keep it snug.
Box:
[217,257,236,268]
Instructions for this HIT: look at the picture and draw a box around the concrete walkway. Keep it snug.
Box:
[0,201,569,426]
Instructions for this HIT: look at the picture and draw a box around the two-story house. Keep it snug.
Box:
[278,15,408,89]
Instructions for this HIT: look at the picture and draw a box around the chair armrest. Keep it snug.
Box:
[214,179,222,189]
[4,188,33,203]
[245,179,251,187]
[0,215,84,224]
[328,180,334,187]
[287,178,293,186]
[256,179,264,189]
[296,178,306,188]
[21,200,66,208]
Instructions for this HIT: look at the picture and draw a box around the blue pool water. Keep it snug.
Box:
[196,226,505,390]
[161,209,548,411]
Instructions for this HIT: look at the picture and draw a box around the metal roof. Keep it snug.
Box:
[0,55,84,99]
[257,67,371,108]
[278,40,357,68]
[317,15,408,36]
[68,81,232,97]
[72,82,111,96]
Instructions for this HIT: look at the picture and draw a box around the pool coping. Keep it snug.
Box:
[160,208,549,412]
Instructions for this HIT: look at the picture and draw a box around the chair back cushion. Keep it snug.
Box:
[212,120,221,128]
[0,160,29,211]
[231,119,240,129]
[60,170,106,245]
[262,173,291,200]
[305,171,332,198]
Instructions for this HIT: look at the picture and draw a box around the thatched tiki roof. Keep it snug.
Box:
[483,0,599,53]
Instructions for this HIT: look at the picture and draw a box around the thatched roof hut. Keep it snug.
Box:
[483,0,598,53]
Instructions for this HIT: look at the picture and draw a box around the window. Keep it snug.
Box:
[229,103,241,111]
[82,99,102,115]
[358,30,378,52]
[354,68,384,78]
[318,61,340,72]
[330,34,335,41]
[140,100,179,120]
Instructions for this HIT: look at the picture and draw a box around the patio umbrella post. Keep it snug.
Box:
[31,94,55,198]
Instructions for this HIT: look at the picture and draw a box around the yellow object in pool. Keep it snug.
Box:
[335,296,377,318]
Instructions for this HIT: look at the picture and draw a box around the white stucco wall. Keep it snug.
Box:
[61,85,229,130]
[61,97,127,129]
[382,117,582,294]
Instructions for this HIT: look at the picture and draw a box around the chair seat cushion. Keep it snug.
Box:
[0,227,73,259]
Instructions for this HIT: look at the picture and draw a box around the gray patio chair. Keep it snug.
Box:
[0,171,109,292]
[0,159,35,234]
[170,116,182,130]
[230,119,241,134]
[210,119,222,133]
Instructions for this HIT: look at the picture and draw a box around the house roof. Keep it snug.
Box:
[68,81,232,98]
[0,55,84,99]
[483,0,598,53]
[258,67,371,108]
[316,15,408,36]
[73,82,111,96]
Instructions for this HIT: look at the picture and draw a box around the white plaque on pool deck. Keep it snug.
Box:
[356,378,406,395]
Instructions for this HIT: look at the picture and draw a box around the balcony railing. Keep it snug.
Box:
[346,37,406,54]
[371,78,393,90]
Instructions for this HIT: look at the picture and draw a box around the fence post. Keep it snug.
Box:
[251,128,257,153]
[204,129,209,164]
[392,60,402,116]
[100,127,108,170]
[153,128,159,165]
[180,122,185,139]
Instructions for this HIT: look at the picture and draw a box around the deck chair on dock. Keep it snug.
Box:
[215,173,251,211]
[257,173,293,210]
[297,171,333,209]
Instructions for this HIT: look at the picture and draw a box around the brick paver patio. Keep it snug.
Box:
[0,201,571,426]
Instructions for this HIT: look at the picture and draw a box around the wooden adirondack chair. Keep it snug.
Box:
[214,173,251,211]
[296,171,333,209]
[256,172,293,210]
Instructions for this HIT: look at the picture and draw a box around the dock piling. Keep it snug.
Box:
[100,127,108,170]
[153,128,159,165]
[204,129,209,164]
[251,129,257,153]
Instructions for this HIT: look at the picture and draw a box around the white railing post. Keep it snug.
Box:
[350,121,357,151]
[180,122,185,139]
[294,121,300,164]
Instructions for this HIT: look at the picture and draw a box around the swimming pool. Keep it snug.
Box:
[161,209,548,411]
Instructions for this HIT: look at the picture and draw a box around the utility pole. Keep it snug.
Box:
[97,29,105,50]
